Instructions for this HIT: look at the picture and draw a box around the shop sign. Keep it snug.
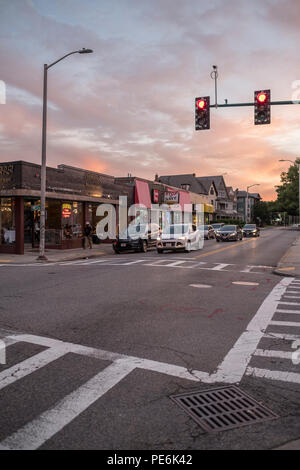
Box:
[62,203,72,218]
[164,191,179,203]
[153,189,159,203]
[31,205,41,211]
[204,203,214,213]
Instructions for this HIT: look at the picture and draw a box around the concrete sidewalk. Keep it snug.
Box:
[274,234,300,278]
[0,243,114,264]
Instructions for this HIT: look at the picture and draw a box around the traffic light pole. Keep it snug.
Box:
[210,100,300,108]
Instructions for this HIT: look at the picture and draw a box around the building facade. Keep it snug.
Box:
[0,161,133,254]
[237,191,261,222]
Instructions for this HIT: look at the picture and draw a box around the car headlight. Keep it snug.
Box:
[178,236,187,241]
[230,232,237,236]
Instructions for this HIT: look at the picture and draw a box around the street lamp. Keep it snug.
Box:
[279,159,300,226]
[246,184,260,223]
[38,48,93,260]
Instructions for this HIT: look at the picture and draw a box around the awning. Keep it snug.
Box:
[135,179,152,209]
[204,204,214,213]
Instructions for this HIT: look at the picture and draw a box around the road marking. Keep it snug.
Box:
[210,263,233,271]
[232,281,259,286]
[207,277,294,383]
[270,320,300,327]
[279,267,296,271]
[0,360,136,450]
[246,367,300,384]
[254,349,293,360]
[283,295,300,299]
[276,309,300,314]
[278,301,300,306]
[195,238,255,258]
[287,286,300,290]
[0,347,69,390]
[189,284,212,288]
[264,333,300,341]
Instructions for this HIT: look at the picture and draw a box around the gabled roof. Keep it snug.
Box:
[157,174,207,195]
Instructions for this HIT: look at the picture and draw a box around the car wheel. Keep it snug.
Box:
[216,239,220,242]
[113,248,120,254]
[157,249,164,254]
[141,240,147,253]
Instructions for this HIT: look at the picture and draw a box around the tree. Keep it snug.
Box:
[276,160,300,216]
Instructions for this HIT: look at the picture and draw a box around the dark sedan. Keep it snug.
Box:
[113,223,160,254]
[242,224,260,237]
[216,225,243,242]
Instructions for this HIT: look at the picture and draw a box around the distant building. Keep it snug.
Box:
[158,173,240,221]
[237,191,261,222]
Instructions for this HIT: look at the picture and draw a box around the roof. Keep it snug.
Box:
[158,174,207,195]
[237,191,261,199]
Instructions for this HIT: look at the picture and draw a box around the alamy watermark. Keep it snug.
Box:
[94,196,205,249]
[0,80,6,104]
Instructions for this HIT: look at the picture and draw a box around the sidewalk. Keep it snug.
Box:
[274,437,300,450]
[0,243,113,264]
[274,233,300,277]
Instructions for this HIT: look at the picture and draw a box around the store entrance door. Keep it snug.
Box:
[24,200,40,249]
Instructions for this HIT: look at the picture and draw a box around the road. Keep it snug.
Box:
[0,227,299,450]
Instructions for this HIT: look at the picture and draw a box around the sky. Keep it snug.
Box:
[0,0,300,200]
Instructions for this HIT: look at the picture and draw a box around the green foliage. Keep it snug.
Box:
[275,161,299,216]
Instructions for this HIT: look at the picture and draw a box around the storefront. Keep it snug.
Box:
[0,161,133,254]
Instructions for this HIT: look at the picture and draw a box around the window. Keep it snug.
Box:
[0,198,16,245]
[181,184,190,191]
[62,201,83,239]
[210,187,214,195]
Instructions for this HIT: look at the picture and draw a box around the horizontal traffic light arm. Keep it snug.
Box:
[210,100,300,108]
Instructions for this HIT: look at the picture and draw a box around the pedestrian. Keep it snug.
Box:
[83,221,93,249]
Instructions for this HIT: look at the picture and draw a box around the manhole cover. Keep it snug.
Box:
[170,385,278,433]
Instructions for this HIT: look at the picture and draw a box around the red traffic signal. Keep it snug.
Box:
[196,99,206,110]
[257,92,267,104]
[195,96,210,130]
[254,89,271,125]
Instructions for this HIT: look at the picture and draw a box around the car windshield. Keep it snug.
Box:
[119,224,147,239]
[162,224,189,235]
[220,225,236,232]
[244,224,256,229]
[212,224,222,229]
[203,225,209,230]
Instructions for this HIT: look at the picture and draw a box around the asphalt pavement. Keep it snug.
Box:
[0,227,299,450]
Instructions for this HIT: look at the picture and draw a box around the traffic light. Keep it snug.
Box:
[195,96,210,130]
[254,89,271,125]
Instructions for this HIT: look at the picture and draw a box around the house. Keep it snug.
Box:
[237,191,261,222]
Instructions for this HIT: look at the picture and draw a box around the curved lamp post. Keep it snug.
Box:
[38,48,93,260]
[246,183,260,223]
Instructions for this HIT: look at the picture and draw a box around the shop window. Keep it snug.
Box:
[62,202,83,239]
[0,198,16,245]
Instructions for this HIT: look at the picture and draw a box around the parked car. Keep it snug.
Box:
[211,223,225,235]
[242,224,260,237]
[113,223,160,253]
[156,224,202,253]
[216,225,243,242]
[202,224,215,239]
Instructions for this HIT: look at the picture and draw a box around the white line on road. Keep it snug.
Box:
[283,295,300,299]
[254,349,293,360]
[278,301,300,306]
[0,359,136,450]
[207,277,294,384]
[246,367,300,384]
[210,263,234,271]
[275,309,300,314]
[0,347,69,390]
[189,284,212,288]
[232,281,259,286]
[270,320,300,327]
[264,333,300,341]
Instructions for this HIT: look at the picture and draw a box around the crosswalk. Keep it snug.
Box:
[245,278,300,384]
[0,257,276,275]
[0,277,299,448]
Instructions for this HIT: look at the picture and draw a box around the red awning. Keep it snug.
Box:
[135,179,152,209]
[179,191,192,212]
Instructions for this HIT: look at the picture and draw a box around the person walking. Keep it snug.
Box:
[83,221,93,249]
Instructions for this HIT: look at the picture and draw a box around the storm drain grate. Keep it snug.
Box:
[170,385,278,433]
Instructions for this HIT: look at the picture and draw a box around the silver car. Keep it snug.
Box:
[156,224,203,253]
